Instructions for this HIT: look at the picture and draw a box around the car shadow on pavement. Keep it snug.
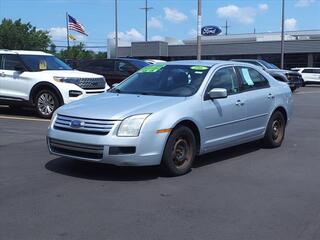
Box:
[0,105,38,118]
[193,140,262,169]
[45,157,161,181]
[45,141,262,180]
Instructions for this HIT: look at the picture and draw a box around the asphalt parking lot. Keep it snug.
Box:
[1,86,320,240]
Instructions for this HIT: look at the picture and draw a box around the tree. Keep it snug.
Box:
[0,18,51,50]
[57,43,99,60]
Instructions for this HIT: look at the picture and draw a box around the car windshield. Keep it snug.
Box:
[259,60,279,69]
[20,55,72,71]
[110,64,210,97]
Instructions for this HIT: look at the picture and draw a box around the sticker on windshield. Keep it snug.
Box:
[241,68,254,86]
[139,64,165,73]
[39,60,47,70]
[190,66,208,71]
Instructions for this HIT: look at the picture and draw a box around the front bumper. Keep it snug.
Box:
[47,122,167,166]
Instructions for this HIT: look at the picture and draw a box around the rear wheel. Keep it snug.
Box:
[263,111,286,148]
[35,89,60,119]
[161,126,196,176]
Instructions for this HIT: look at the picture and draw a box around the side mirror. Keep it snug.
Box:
[14,65,25,72]
[208,88,228,99]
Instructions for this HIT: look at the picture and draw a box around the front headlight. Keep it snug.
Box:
[53,76,80,85]
[117,114,150,137]
[49,110,58,129]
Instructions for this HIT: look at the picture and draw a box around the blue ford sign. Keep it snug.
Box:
[201,26,222,36]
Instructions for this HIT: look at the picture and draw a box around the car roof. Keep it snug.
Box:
[231,59,260,62]
[166,60,232,67]
[0,49,52,56]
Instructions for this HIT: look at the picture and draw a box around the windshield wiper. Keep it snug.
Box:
[110,88,122,93]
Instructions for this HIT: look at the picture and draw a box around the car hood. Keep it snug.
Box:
[267,69,300,76]
[57,93,186,120]
[40,70,104,78]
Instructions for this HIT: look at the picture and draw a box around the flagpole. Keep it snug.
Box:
[66,12,70,50]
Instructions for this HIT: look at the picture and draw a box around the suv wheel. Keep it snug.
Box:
[35,89,60,119]
[263,111,286,148]
[161,126,196,176]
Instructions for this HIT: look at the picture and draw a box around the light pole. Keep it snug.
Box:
[197,0,202,60]
[115,0,118,58]
[280,0,285,69]
[140,0,153,42]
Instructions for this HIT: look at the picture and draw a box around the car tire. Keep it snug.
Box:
[35,89,60,119]
[263,111,286,148]
[161,126,196,176]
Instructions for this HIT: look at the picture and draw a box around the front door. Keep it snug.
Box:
[201,66,248,151]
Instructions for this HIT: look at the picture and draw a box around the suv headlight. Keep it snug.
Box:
[117,114,150,137]
[53,76,80,85]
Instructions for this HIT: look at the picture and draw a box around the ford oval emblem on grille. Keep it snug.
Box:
[70,120,85,128]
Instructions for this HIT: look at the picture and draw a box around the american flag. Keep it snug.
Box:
[68,14,88,36]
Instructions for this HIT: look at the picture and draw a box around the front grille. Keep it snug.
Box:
[287,74,303,84]
[54,114,117,135]
[49,138,104,159]
[78,78,105,90]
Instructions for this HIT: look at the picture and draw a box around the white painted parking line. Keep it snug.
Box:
[0,115,50,122]
[295,91,320,95]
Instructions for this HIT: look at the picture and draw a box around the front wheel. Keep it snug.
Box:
[161,126,196,176]
[263,111,286,148]
[35,89,60,119]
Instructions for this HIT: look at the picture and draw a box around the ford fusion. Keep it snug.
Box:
[47,60,293,176]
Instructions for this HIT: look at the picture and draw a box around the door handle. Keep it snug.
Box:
[0,72,5,77]
[267,93,275,99]
[236,100,244,106]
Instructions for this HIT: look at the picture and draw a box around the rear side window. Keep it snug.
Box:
[2,54,24,70]
[237,66,269,90]
[302,69,314,73]
[115,60,136,74]
[314,69,320,74]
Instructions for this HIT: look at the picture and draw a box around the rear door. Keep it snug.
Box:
[236,66,275,137]
[302,69,320,83]
[0,54,29,100]
[201,66,248,150]
[301,69,315,82]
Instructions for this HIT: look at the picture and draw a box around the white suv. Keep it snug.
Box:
[0,50,109,118]
[291,67,320,85]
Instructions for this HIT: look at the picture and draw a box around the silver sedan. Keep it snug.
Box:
[47,60,293,176]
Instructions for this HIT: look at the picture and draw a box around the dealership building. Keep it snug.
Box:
[115,30,320,69]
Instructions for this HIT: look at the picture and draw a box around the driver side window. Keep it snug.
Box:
[207,67,240,95]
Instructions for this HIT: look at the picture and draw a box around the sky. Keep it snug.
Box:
[0,0,319,51]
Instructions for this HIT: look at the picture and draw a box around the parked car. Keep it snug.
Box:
[232,59,303,91]
[291,67,320,85]
[47,60,292,176]
[76,58,149,86]
[0,50,108,118]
